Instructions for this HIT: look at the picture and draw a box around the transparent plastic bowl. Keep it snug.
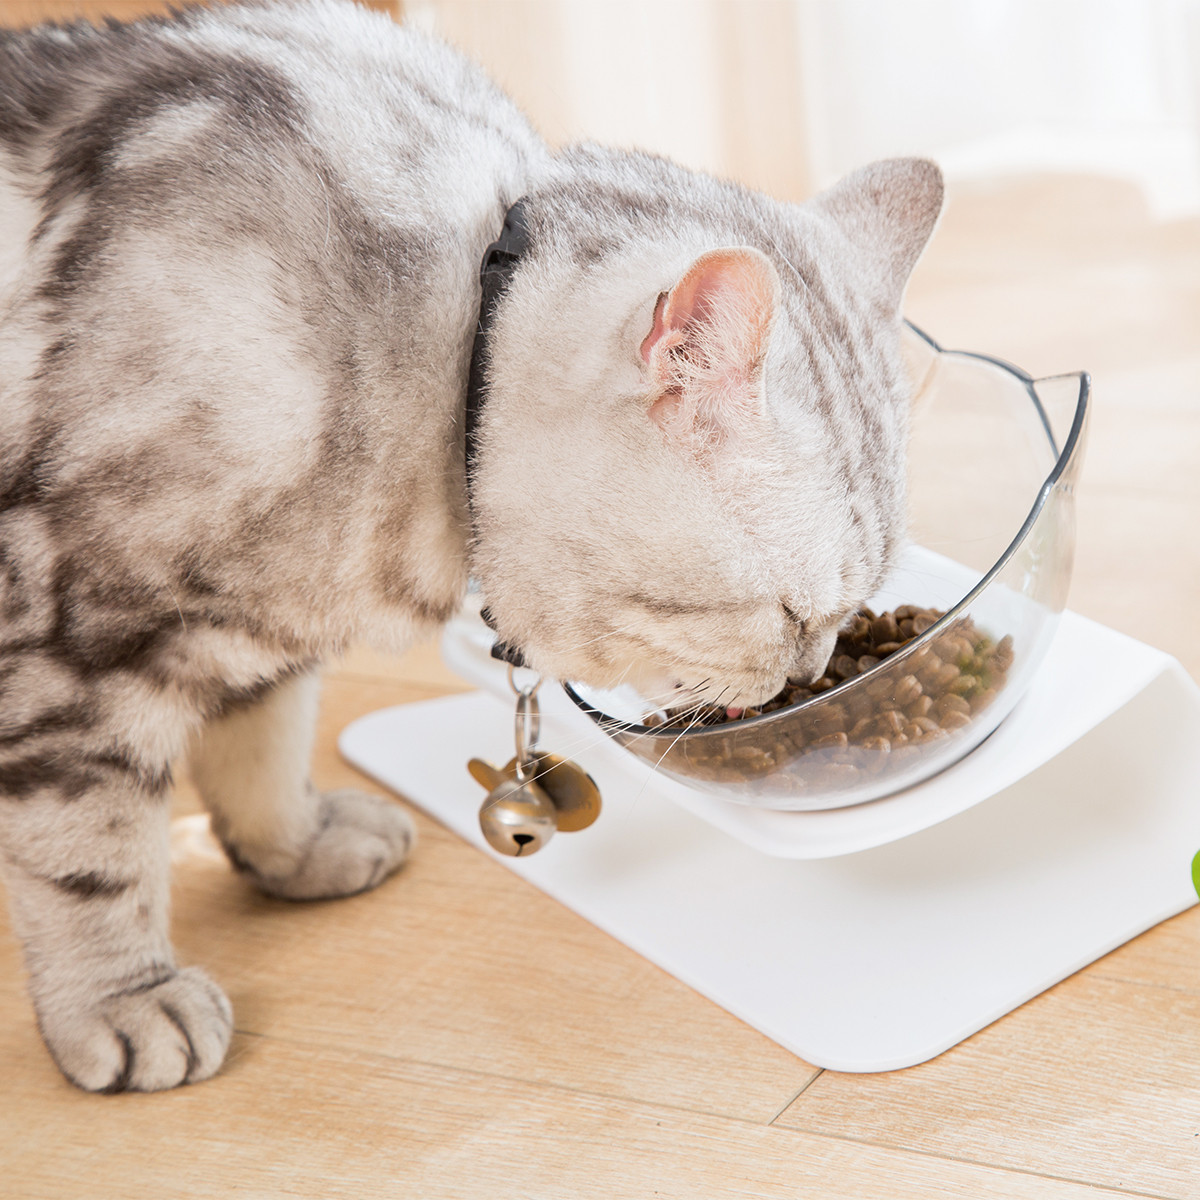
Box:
[564,325,1090,811]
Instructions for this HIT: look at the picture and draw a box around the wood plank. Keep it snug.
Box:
[163,802,817,1123]
[0,1023,1145,1200]
[777,971,1200,1198]
[1087,906,1200,995]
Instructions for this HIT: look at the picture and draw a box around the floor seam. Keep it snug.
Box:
[767,1123,1180,1200]
[767,1069,824,1125]
[219,1035,1192,1199]
[227,1023,809,1129]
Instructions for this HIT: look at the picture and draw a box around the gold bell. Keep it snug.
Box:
[471,761,557,856]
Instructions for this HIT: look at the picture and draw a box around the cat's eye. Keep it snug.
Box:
[781,602,806,632]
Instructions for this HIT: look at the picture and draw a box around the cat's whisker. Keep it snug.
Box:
[530,690,696,765]
[628,704,711,807]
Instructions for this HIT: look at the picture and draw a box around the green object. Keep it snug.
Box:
[1192,849,1200,901]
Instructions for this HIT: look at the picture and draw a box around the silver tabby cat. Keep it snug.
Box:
[0,0,942,1091]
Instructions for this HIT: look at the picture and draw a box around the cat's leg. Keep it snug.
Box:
[188,669,414,901]
[0,690,232,1093]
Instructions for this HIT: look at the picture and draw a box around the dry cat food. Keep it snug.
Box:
[644,606,1014,787]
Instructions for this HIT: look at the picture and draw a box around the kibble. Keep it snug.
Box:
[933,692,970,720]
[893,674,922,706]
[812,732,849,749]
[647,605,1014,789]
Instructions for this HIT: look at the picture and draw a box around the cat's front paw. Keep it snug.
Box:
[39,967,233,1093]
[250,790,415,901]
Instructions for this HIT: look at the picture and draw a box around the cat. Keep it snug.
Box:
[0,0,942,1092]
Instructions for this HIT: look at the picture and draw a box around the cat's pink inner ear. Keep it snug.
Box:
[642,248,778,436]
[640,292,672,365]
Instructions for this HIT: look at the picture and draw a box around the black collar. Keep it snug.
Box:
[465,198,531,492]
[466,198,532,668]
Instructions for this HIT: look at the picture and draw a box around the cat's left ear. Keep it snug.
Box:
[640,247,779,441]
[808,157,944,313]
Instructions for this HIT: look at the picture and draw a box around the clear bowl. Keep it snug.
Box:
[564,324,1090,811]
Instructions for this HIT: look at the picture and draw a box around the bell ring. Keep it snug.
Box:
[510,667,541,783]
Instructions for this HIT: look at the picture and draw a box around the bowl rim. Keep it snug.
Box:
[562,322,1092,740]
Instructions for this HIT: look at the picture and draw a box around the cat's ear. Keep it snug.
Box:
[809,158,943,312]
[640,247,779,441]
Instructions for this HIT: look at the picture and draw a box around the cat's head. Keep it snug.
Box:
[471,155,943,709]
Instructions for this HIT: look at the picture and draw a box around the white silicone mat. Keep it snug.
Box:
[340,655,1200,1072]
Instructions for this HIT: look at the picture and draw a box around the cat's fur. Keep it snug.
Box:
[0,0,942,1091]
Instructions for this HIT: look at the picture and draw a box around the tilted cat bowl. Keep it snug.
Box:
[562,324,1089,810]
[342,323,1200,1073]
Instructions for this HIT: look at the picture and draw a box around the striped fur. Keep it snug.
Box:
[0,0,941,1091]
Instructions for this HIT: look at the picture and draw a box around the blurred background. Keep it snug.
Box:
[419,1,1200,219]
[15,1,1200,217]
[3,0,1199,660]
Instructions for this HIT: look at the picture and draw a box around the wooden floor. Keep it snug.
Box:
[3,108,1200,1200]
